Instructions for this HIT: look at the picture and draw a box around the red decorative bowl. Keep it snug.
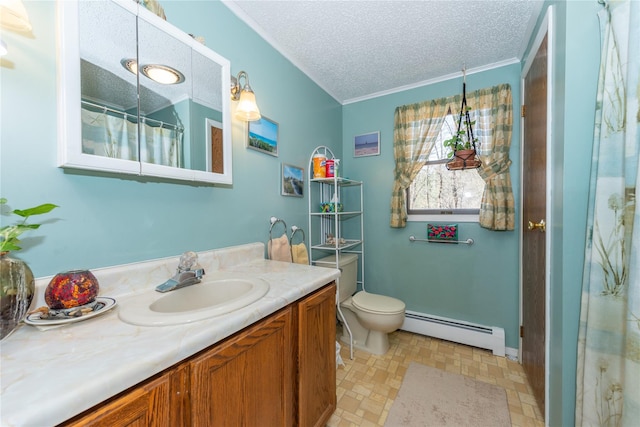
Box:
[45,270,100,310]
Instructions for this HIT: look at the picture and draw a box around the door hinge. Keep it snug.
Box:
[520,325,524,338]
[521,105,526,117]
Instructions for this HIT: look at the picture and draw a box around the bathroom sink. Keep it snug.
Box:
[118,276,270,326]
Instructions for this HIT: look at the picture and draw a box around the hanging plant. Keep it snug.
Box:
[446,73,482,171]
[443,106,478,157]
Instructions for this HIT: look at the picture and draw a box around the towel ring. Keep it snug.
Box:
[269,217,288,241]
[289,226,309,265]
[290,226,306,245]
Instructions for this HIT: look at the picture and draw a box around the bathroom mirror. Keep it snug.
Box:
[57,0,233,184]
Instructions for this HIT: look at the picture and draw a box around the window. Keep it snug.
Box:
[406,113,485,217]
[391,83,513,230]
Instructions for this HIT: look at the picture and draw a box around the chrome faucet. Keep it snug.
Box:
[155,251,206,293]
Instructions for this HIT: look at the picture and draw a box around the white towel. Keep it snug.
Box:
[292,242,309,265]
[268,234,293,262]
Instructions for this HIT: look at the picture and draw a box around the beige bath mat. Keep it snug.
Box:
[384,362,511,426]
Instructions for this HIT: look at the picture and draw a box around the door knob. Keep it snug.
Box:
[527,219,546,232]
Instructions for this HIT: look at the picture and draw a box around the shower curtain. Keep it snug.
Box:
[81,108,181,167]
[81,108,138,161]
[575,1,639,426]
[139,119,180,167]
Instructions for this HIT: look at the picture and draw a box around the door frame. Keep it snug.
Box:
[519,5,554,424]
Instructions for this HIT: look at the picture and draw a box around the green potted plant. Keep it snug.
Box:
[444,107,481,170]
[443,125,476,157]
[1,198,58,339]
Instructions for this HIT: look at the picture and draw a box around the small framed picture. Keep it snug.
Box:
[248,116,278,157]
[281,163,304,197]
[354,131,380,157]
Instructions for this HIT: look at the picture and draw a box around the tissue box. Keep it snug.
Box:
[320,202,343,213]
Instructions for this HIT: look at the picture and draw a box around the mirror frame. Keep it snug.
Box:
[57,0,233,185]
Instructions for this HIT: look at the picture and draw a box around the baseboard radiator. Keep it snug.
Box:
[401,310,506,357]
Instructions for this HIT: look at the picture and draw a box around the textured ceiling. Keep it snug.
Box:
[223,0,544,104]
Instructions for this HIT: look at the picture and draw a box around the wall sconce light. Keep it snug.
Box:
[230,70,261,121]
[121,58,185,85]
[0,0,32,57]
[0,0,32,33]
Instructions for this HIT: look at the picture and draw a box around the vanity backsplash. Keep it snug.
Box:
[31,242,265,307]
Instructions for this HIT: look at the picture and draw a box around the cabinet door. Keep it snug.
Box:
[297,282,337,427]
[61,365,188,427]
[189,307,294,427]
[57,0,234,185]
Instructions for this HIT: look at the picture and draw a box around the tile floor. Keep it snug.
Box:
[327,329,545,427]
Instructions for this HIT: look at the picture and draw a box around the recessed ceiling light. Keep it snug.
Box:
[121,58,138,75]
[142,64,184,85]
[120,59,184,85]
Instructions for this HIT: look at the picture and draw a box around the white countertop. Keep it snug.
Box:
[0,243,340,427]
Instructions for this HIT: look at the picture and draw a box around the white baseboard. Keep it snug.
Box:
[401,310,506,357]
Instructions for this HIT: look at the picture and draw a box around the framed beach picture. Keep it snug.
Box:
[281,163,304,197]
[247,116,278,156]
[354,131,380,157]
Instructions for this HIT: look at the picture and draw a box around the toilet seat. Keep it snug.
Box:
[351,291,405,315]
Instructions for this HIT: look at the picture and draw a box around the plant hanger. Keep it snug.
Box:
[446,67,482,171]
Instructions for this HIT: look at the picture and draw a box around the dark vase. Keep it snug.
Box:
[0,252,35,340]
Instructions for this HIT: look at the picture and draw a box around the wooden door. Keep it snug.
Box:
[296,283,337,427]
[522,33,548,413]
[210,125,224,174]
[189,308,294,427]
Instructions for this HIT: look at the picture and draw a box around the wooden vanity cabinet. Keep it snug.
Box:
[58,282,336,427]
[190,282,337,427]
[296,281,337,427]
[61,364,189,427]
[189,306,295,426]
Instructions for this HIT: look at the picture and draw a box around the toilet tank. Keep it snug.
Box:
[314,253,358,302]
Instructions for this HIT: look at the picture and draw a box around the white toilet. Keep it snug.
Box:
[316,253,405,355]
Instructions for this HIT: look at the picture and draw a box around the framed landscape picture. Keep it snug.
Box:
[247,116,278,156]
[354,131,380,157]
[281,163,304,197]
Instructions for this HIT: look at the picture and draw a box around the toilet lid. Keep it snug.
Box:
[351,292,405,314]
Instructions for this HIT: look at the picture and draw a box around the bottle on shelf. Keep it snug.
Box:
[313,153,327,178]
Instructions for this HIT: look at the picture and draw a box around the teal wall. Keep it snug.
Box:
[0,1,341,276]
[561,2,600,426]
[0,1,604,424]
[561,3,600,425]
[342,64,522,349]
[521,1,601,425]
